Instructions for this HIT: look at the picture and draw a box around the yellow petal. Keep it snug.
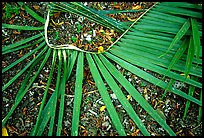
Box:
[144,87,147,93]
[127,17,137,22]
[132,5,142,10]
[2,127,8,136]
[127,95,132,100]
[51,19,64,26]
[98,46,104,54]
[180,73,190,79]
[100,106,106,112]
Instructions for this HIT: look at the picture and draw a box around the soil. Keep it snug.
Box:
[2,2,202,136]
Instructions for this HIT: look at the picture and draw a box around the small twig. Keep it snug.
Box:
[84,90,98,96]
[190,122,202,130]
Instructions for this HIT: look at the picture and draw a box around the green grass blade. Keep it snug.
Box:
[190,18,201,60]
[17,2,45,23]
[99,54,176,136]
[105,52,201,106]
[86,53,126,136]
[31,49,57,136]
[48,50,62,136]
[71,52,84,136]
[93,54,150,136]
[2,33,44,53]
[2,37,44,55]
[2,42,44,73]
[2,23,44,30]
[56,50,67,136]
[2,42,47,91]
[159,18,190,58]
[184,36,194,79]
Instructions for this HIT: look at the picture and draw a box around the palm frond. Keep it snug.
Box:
[71,52,84,136]
[17,2,45,23]
[86,53,126,136]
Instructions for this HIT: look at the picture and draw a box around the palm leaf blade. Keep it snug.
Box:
[31,49,57,136]
[86,53,126,136]
[105,52,201,106]
[71,52,84,136]
[191,18,201,60]
[17,2,45,23]
[93,54,150,136]
[99,54,176,136]
[159,18,190,58]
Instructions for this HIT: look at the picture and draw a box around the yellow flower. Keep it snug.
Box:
[180,73,190,79]
[98,46,104,54]
[100,106,106,112]
[2,127,8,136]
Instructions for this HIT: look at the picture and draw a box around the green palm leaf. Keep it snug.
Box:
[93,54,150,136]
[99,54,176,136]
[71,52,84,136]
[31,49,57,136]
[17,2,45,23]
[86,53,126,136]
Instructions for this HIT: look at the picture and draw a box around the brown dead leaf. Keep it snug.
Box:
[113,4,121,9]
[9,19,15,24]
[40,80,46,85]
[23,14,29,18]
[20,7,24,10]
[6,124,18,134]
[19,130,28,136]
[2,61,7,68]
[132,5,142,10]
[18,50,23,57]
[13,30,21,35]
[23,108,27,115]
[63,128,68,135]
[33,5,40,10]
[54,12,61,18]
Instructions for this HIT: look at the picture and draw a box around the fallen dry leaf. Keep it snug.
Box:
[132,5,142,10]
[6,124,18,135]
[18,50,24,57]
[13,30,21,35]
[33,5,40,10]
[113,4,121,9]
[54,12,61,18]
